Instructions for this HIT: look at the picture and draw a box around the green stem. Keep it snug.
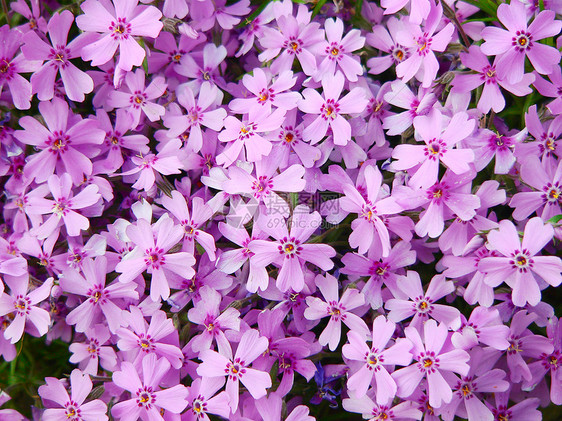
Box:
[1,0,10,26]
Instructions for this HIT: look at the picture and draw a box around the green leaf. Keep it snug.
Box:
[459,0,498,17]
[236,0,276,28]
[547,214,562,224]
[312,0,328,17]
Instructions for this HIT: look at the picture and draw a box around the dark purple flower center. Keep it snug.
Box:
[110,18,132,40]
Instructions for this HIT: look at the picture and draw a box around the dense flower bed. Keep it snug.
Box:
[0,0,561,419]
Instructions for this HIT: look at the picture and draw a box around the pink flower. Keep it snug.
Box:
[112,354,188,420]
[27,173,101,239]
[77,0,163,78]
[108,69,167,126]
[250,206,336,292]
[478,217,562,307]
[14,97,105,184]
[259,13,324,76]
[161,191,217,260]
[480,0,562,83]
[395,3,454,87]
[382,80,436,135]
[0,276,52,343]
[509,155,562,221]
[116,215,196,301]
[197,329,272,412]
[385,272,461,331]
[381,0,431,24]
[341,241,416,309]
[22,11,95,102]
[217,108,286,167]
[69,325,117,375]
[120,138,184,192]
[298,71,368,146]
[116,306,184,369]
[391,109,475,189]
[223,158,306,217]
[163,82,226,153]
[367,17,410,75]
[187,285,240,355]
[452,45,535,113]
[343,315,412,402]
[0,25,41,109]
[230,68,301,115]
[60,256,139,333]
[392,320,470,409]
[314,18,365,82]
[38,369,108,421]
[304,273,369,351]
[339,164,403,256]
[394,171,481,239]
[94,108,150,173]
[184,377,230,421]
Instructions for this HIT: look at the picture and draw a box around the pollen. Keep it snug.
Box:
[423,358,433,368]
[515,255,527,266]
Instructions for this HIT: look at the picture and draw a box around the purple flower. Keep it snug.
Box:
[196,329,272,412]
[386,272,461,330]
[163,82,226,153]
[38,369,108,421]
[259,12,324,76]
[480,0,562,83]
[184,377,230,421]
[26,173,101,239]
[304,273,369,351]
[314,18,365,82]
[112,354,188,420]
[367,17,410,75]
[14,97,105,184]
[339,164,403,256]
[392,320,470,409]
[77,0,163,79]
[392,110,475,189]
[187,285,240,355]
[509,155,562,221]
[0,275,52,343]
[298,71,368,146]
[230,68,301,115]
[108,69,167,127]
[342,315,412,402]
[342,241,416,309]
[216,108,285,167]
[395,3,454,87]
[60,256,138,333]
[116,306,184,369]
[478,217,562,307]
[69,325,117,375]
[250,206,336,292]
[22,11,95,102]
[116,215,196,301]
[452,45,534,113]
[0,25,41,109]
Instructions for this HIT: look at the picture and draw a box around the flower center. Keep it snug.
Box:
[0,58,10,73]
[110,18,131,40]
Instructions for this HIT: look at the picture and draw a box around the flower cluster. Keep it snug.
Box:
[0,0,561,420]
